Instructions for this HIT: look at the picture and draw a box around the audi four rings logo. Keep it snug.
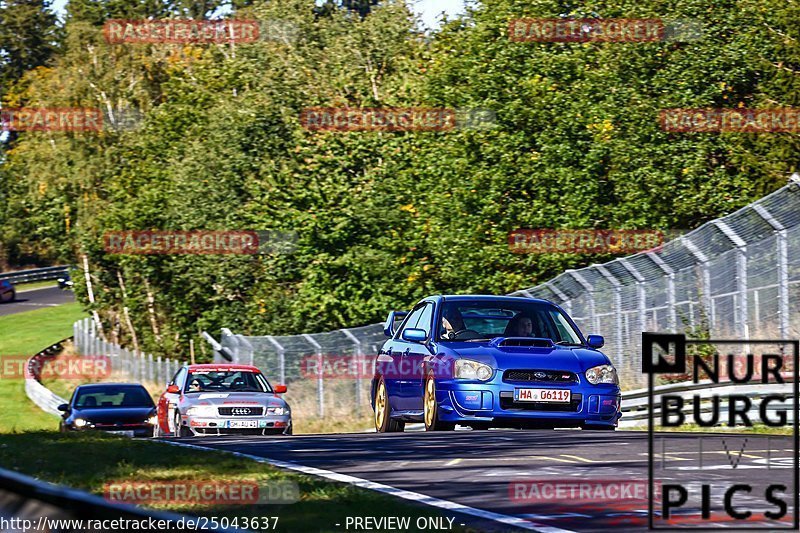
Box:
[232,408,251,415]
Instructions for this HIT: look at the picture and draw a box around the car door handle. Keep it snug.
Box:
[403,348,410,356]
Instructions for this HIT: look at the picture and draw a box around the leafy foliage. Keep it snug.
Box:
[0,0,797,358]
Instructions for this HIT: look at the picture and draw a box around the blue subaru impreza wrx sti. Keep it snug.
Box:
[371,295,621,432]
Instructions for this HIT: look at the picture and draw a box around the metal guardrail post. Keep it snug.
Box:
[302,334,324,417]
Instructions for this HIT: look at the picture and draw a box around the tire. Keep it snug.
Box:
[175,412,192,437]
[284,424,293,436]
[374,378,404,433]
[424,375,455,431]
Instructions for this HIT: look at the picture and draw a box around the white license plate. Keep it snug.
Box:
[514,388,571,403]
[107,430,135,437]
[228,420,259,429]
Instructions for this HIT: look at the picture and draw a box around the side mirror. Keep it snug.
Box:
[586,335,605,349]
[383,310,409,337]
[401,328,427,343]
[167,384,180,394]
[57,403,69,412]
[274,384,287,394]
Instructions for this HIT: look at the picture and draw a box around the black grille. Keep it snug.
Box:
[500,392,582,412]
[218,407,264,416]
[504,369,578,383]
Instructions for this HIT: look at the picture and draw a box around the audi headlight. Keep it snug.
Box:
[186,406,217,417]
[585,364,618,385]
[267,406,289,415]
[454,359,493,381]
[73,418,88,428]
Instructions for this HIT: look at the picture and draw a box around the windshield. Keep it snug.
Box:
[438,300,584,344]
[74,386,154,408]
[185,370,270,393]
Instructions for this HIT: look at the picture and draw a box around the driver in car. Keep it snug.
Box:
[188,378,203,392]
[442,306,467,339]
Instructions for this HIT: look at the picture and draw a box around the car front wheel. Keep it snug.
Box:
[424,375,455,432]
[374,378,404,433]
[174,412,192,437]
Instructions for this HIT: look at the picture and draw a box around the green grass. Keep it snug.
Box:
[0,432,472,532]
[0,302,86,433]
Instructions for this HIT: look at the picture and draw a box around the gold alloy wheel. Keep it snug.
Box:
[375,381,387,429]
[424,377,435,427]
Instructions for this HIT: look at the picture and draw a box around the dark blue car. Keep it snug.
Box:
[371,295,621,432]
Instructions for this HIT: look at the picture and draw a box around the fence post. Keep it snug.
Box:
[647,252,676,332]
[753,204,790,339]
[341,328,363,412]
[544,283,572,316]
[714,221,748,339]
[567,270,597,333]
[302,334,324,417]
[593,264,623,366]
[266,336,286,385]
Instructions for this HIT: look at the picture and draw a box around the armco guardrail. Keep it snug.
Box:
[24,339,70,417]
[0,466,238,532]
[618,378,794,428]
[0,265,69,283]
[15,341,238,532]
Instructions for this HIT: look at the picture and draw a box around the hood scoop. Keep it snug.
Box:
[490,337,554,348]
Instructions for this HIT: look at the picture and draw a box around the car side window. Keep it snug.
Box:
[415,303,434,338]
[396,304,426,339]
[172,368,187,389]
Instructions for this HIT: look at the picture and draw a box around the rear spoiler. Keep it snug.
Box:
[383,310,409,337]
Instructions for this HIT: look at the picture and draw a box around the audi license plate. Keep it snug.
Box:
[514,388,571,403]
[228,420,259,429]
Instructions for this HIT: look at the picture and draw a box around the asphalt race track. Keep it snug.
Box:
[175,430,798,532]
[0,286,74,317]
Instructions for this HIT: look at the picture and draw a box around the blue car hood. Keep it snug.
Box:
[442,343,610,373]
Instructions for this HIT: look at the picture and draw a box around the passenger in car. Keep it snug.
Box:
[504,314,534,337]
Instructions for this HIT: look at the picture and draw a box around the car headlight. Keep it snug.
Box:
[267,406,289,415]
[186,406,217,417]
[146,415,158,425]
[454,359,493,381]
[73,418,88,428]
[585,364,619,385]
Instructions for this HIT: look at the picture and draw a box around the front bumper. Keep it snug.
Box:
[182,415,292,435]
[67,424,154,437]
[435,379,621,428]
